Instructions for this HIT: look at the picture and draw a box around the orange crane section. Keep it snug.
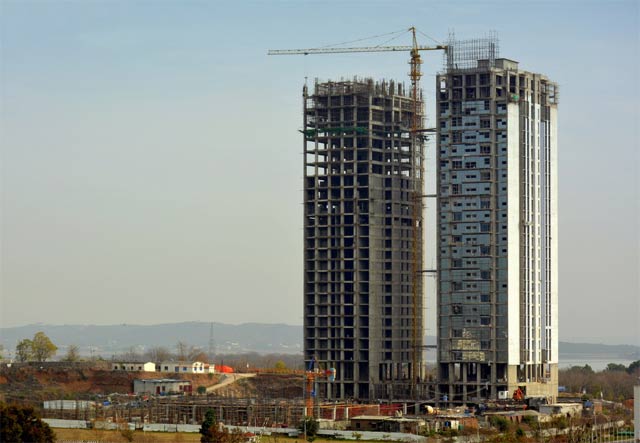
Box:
[305,366,336,418]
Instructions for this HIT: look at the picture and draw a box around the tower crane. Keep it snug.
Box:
[304,357,336,419]
[269,27,446,398]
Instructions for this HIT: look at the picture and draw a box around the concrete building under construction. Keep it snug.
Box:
[303,78,424,401]
[436,36,559,404]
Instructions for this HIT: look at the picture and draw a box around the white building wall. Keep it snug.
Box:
[532,102,542,365]
[549,106,559,364]
[506,102,520,365]
[111,362,156,372]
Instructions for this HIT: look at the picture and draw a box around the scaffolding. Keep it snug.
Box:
[443,32,500,72]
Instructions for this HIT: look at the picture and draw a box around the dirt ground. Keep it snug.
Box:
[0,365,222,402]
[54,427,201,442]
[53,428,340,443]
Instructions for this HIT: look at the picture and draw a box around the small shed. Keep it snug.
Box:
[133,379,192,395]
[539,403,582,418]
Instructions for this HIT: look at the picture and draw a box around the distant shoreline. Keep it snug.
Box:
[1,323,638,361]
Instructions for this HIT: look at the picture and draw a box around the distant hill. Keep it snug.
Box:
[558,341,640,359]
[0,322,302,357]
[1,322,638,360]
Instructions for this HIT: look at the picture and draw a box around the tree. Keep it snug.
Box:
[199,409,244,443]
[0,402,56,443]
[489,415,511,432]
[298,416,319,438]
[626,360,640,375]
[200,409,217,441]
[15,339,34,362]
[274,360,287,370]
[145,346,172,362]
[120,345,142,362]
[176,341,207,362]
[16,332,58,362]
[605,363,626,372]
[31,332,58,362]
[62,345,80,362]
[192,351,209,363]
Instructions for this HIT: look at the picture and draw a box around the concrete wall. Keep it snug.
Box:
[43,419,88,429]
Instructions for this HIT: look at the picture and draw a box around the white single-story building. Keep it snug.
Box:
[539,403,582,417]
[112,361,156,372]
[133,378,192,395]
[157,361,207,374]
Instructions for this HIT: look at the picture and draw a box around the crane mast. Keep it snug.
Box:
[270,27,446,399]
[409,28,423,398]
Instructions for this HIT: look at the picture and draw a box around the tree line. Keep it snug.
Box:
[558,360,639,401]
[6,332,305,371]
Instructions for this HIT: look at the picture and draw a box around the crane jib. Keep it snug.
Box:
[267,45,446,55]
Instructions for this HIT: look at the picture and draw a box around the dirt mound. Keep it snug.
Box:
[212,373,303,399]
[0,364,221,402]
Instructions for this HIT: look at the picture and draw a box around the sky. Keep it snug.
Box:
[1,0,638,346]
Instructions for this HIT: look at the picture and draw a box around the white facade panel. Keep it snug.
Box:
[506,102,521,365]
[549,106,559,363]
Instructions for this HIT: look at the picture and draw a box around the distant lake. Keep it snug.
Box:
[424,349,636,372]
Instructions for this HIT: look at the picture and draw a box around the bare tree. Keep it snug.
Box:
[175,341,206,362]
[62,345,80,362]
[145,346,172,362]
[120,346,142,362]
[176,341,190,361]
[191,350,209,363]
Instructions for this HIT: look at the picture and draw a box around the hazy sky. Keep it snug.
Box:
[1,0,638,345]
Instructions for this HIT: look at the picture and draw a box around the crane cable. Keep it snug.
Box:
[416,28,443,46]
[373,29,413,48]
[316,28,409,49]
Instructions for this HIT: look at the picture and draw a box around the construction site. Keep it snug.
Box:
[2,360,634,442]
[10,26,633,443]
[271,27,560,409]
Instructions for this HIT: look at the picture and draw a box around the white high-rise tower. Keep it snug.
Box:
[436,37,559,403]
